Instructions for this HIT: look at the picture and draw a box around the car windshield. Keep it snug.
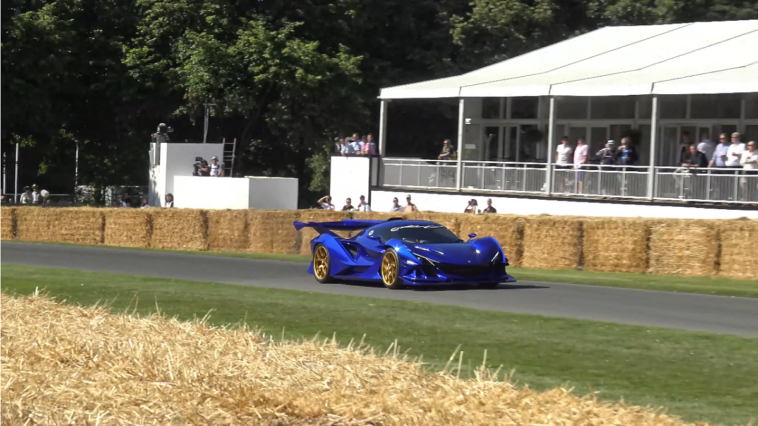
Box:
[386,224,462,244]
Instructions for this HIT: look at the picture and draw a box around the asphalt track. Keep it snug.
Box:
[3,241,758,337]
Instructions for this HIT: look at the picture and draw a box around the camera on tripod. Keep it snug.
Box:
[192,157,210,176]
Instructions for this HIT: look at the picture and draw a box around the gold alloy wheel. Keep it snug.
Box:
[313,245,329,280]
[381,251,398,286]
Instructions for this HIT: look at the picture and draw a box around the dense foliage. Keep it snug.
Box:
[2,0,756,205]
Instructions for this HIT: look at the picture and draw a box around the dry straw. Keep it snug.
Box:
[207,209,250,251]
[521,216,582,270]
[16,207,104,245]
[1,292,706,426]
[582,218,652,273]
[248,210,302,254]
[714,218,758,279]
[1,206,16,240]
[648,219,719,276]
[103,208,151,248]
[150,209,207,251]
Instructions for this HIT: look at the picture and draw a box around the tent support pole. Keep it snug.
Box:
[455,98,464,191]
[545,96,556,195]
[647,95,659,200]
[378,100,388,156]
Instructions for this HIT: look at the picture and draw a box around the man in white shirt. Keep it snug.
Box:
[726,132,746,169]
[317,195,334,210]
[697,133,715,163]
[210,156,224,176]
[555,136,573,192]
[573,138,588,194]
[356,195,371,211]
[389,197,402,212]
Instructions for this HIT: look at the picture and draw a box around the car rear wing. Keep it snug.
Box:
[293,219,390,236]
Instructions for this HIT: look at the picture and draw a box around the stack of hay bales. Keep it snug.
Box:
[207,210,250,252]
[103,209,151,248]
[582,218,651,273]
[1,207,16,240]
[521,216,582,270]
[715,218,758,279]
[16,207,104,245]
[248,210,303,254]
[150,209,207,251]
[648,219,719,276]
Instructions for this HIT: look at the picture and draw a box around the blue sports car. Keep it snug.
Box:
[293,218,516,289]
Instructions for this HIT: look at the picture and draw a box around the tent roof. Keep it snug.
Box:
[379,20,758,99]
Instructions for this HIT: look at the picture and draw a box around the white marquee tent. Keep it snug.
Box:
[379,20,758,99]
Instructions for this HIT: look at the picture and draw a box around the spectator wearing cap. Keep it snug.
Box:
[357,195,371,211]
[404,194,418,212]
[482,198,497,214]
[210,156,224,176]
[597,140,616,167]
[389,197,402,212]
[31,184,41,205]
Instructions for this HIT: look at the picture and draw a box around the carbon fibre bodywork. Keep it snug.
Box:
[293,219,517,287]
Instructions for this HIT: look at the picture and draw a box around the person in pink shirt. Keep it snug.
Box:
[360,134,377,156]
[573,138,588,194]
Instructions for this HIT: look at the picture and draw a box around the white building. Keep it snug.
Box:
[334,20,758,219]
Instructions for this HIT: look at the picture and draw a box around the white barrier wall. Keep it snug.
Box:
[371,189,758,219]
[172,176,298,210]
[247,177,299,210]
[149,143,224,207]
[330,156,372,208]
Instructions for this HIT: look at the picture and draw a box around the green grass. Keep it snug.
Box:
[10,240,758,298]
[2,264,756,425]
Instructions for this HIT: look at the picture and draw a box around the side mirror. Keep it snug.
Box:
[467,233,477,240]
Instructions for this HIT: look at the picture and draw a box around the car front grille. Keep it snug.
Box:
[435,263,492,277]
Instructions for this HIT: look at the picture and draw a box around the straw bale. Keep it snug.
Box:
[15,207,104,245]
[1,207,16,240]
[150,208,207,251]
[0,292,705,426]
[207,209,250,252]
[716,219,758,279]
[582,218,651,273]
[459,214,524,267]
[248,210,303,254]
[648,219,719,276]
[521,216,582,270]
[103,209,151,248]
[296,209,352,255]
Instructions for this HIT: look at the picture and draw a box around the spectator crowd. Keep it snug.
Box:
[334,134,378,156]
[317,193,501,214]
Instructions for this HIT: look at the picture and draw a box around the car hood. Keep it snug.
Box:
[408,242,498,265]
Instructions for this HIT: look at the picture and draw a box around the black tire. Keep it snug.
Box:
[312,244,333,283]
[479,282,499,289]
[380,249,404,289]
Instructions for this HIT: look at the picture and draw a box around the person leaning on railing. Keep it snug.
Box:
[740,141,758,200]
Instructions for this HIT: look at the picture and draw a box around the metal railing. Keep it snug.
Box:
[654,167,758,203]
[379,158,758,204]
[461,161,547,194]
[382,158,458,190]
